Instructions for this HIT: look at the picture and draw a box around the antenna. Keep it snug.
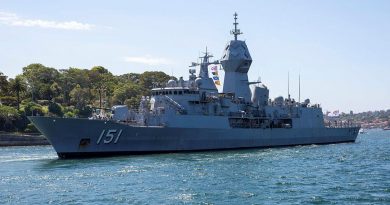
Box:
[201,46,213,60]
[230,12,243,40]
[299,73,301,103]
[288,71,290,100]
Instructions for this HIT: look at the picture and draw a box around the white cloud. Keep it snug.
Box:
[124,56,175,66]
[0,11,94,30]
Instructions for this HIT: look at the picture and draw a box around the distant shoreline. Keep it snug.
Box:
[0,132,50,146]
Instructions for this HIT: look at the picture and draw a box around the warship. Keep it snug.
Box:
[29,13,360,158]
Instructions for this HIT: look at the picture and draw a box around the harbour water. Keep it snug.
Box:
[0,129,389,204]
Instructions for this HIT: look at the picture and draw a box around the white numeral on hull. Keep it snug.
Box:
[97,129,122,144]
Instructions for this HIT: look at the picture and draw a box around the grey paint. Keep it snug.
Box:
[28,13,360,158]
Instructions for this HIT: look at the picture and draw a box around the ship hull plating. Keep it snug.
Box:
[29,117,359,159]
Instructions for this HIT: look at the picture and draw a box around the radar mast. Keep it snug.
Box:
[189,47,219,79]
[231,12,243,41]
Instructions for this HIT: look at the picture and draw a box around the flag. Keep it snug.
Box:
[209,65,221,86]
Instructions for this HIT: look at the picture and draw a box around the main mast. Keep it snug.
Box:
[231,12,243,41]
[221,13,252,101]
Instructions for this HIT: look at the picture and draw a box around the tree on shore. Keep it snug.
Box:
[9,76,27,110]
[89,66,115,109]
[0,72,8,96]
[0,63,180,132]
[22,64,59,101]
[0,105,20,131]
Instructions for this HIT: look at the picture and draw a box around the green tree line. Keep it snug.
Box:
[0,64,172,132]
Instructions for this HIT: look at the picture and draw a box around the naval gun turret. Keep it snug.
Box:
[221,13,252,102]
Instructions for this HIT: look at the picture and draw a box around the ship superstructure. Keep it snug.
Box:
[29,13,359,158]
[130,13,324,130]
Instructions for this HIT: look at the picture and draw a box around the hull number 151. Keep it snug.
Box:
[97,129,122,144]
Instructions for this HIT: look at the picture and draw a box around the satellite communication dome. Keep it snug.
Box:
[195,78,203,86]
[167,79,177,87]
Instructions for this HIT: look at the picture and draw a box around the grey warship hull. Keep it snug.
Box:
[29,116,359,158]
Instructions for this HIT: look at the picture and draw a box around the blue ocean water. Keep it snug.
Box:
[0,129,389,204]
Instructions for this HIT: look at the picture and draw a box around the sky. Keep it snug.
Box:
[0,0,389,113]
